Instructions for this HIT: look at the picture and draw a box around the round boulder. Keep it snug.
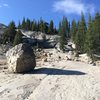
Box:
[6,43,36,73]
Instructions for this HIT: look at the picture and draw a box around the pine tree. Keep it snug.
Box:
[48,20,54,34]
[31,20,38,32]
[85,14,95,60]
[31,21,35,31]
[26,18,31,30]
[3,21,16,44]
[44,22,49,34]
[93,12,100,54]
[35,21,39,32]
[58,22,62,36]
[18,21,21,29]
[68,22,70,38]
[13,30,22,46]
[71,19,77,43]
[75,12,87,53]
[21,18,26,30]
[39,18,45,32]
[62,17,69,38]
[59,16,68,51]
[54,27,58,34]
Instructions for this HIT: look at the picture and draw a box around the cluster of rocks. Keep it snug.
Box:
[5,42,100,73]
[36,48,100,66]
[5,42,76,73]
[78,54,92,64]
[35,49,76,66]
[0,44,12,54]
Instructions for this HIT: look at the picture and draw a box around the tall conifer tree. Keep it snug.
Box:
[59,16,68,51]
[85,14,95,60]
[75,12,87,53]
[71,19,77,43]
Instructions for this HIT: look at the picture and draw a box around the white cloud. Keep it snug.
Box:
[53,0,95,15]
[3,4,8,7]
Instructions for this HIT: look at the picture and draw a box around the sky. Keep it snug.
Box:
[0,0,100,27]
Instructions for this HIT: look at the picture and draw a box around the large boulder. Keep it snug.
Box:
[6,43,36,73]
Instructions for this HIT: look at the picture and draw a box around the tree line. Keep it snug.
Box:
[1,12,100,61]
[70,12,100,61]
[2,18,58,46]
[18,18,58,34]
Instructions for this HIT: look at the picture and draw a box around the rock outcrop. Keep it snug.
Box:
[6,43,36,73]
[19,29,59,48]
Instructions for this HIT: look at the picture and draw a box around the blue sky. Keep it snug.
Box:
[0,0,100,27]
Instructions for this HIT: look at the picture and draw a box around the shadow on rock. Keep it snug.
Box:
[30,68,86,75]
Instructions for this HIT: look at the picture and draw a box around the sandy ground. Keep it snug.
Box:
[0,56,100,100]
